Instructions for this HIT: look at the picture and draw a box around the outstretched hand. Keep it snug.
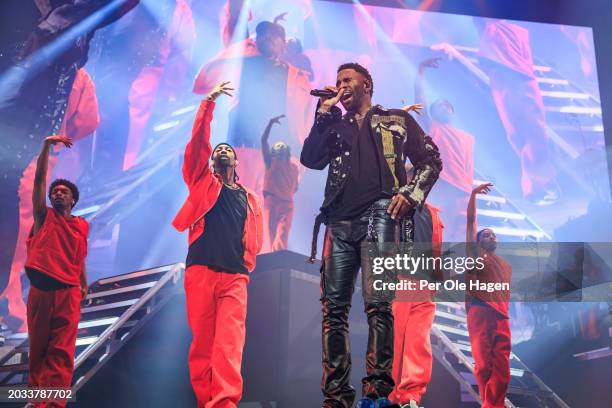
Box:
[419,57,442,71]
[430,42,460,61]
[402,103,423,115]
[273,12,288,24]
[269,114,285,126]
[44,135,73,148]
[207,80,234,101]
[472,182,493,196]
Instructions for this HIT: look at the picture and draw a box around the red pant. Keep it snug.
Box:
[467,304,511,408]
[390,300,436,404]
[184,265,249,408]
[264,196,294,251]
[27,285,81,408]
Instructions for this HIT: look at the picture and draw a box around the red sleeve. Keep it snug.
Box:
[183,99,215,188]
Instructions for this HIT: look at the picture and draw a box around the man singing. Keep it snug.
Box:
[466,183,512,408]
[301,63,442,408]
[172,81,263,407]
[26,135,89,407]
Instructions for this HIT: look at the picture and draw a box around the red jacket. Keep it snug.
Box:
[172,100,263,272]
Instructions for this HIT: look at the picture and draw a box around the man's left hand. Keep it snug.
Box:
[387,193,413,220]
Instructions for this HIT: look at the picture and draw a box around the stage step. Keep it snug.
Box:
[431,302,571,408]
[0,263,185,395]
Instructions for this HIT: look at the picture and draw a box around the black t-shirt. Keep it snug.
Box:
[26,267,73,291]
[186,185,248,274]
[228,56,289,148]
[327,111,393,221]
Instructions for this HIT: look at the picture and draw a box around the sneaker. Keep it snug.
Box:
[400,400,420,408]
[375,397,394,408]
[356,398,376,408]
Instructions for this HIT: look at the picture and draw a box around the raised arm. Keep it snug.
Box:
[414,57,441,131]
[261,114,285,168]
[32,136,72,232]
[467,183,493,256]
[182,81,233,188]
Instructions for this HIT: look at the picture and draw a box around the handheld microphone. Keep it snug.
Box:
[310,89,337,98]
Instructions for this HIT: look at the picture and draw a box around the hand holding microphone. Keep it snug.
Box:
[313,85,346,113]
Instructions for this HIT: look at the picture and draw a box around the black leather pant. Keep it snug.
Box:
[320,199,414,408]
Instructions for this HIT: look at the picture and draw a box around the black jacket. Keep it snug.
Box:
[301,104,442,218]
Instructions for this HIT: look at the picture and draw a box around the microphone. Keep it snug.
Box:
[310,89,337,98]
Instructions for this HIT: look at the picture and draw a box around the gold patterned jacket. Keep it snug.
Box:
[300,104,442,219]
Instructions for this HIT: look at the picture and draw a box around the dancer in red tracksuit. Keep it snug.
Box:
[2,68,99,333]
[465,183,512,408]
[172,81,263,408]
[260,114,299,251]
[390,203,443,408]
[25,135,89,408]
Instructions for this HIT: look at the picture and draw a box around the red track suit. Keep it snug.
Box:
[478,20,556,199]
[263,158,299,251]
[390,204,443,405]
[2,68,99,333]
[172,100,263,408]
[466,251,512,408]
[25,208,88,408]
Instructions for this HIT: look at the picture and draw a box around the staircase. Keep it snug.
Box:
[0,263,185,405]
[432,302,571,408]
[450,42,607,242]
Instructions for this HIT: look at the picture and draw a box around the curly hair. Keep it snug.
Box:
[337,62,374,96]
[48,179,79,208]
